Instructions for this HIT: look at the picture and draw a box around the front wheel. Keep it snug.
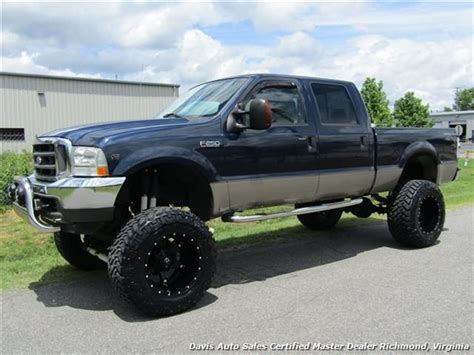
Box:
[297,209,342,230]
[388,179,445,248]
[108,207,216,317]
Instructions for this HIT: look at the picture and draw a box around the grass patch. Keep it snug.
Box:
[1,160,472,290]
[440,160,473,208]
[0,212,86,289]
[0,151,33,213]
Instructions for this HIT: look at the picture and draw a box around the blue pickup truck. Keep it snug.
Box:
[11,74,458,316]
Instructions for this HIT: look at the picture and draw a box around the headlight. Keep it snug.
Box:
[72,146,109,177]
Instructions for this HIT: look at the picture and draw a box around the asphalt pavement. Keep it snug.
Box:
[1,206,472,354]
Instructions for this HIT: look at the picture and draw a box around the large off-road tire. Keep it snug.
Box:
[388,179,445,248]
[297,209,343,230]
[54,232,106,270]
[108,207,216,317]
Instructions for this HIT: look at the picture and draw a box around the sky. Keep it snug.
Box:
[1,0,473,111]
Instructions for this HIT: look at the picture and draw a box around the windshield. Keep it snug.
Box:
[157,78,248,120]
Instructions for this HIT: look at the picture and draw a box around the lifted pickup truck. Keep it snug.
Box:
[11,74,458,316]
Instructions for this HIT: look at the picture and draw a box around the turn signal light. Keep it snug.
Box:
[96,166,109,176]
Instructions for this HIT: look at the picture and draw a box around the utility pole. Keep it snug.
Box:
[454,87,461,111]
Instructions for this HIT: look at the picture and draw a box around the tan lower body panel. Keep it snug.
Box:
[370,165,403,194]
[211,161,456,217]
[227,174,319,212]
[210,174,319,216]
[316,168,375,200]
[211,168,374,216]
[437,161,458,184]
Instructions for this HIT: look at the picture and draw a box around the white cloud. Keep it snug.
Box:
[273,32,322,58]
[319,35,473,109]
[117,3,225,48]
[1,1,472,110]
[0,51,103,79]
[123,29,269,87]
[120,29,472,110]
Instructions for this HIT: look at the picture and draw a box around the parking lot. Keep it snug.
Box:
[1,206,472,353]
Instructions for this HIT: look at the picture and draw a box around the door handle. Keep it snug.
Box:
[296,135,317,153]
[360,136,368,147]
[307,136,318,153]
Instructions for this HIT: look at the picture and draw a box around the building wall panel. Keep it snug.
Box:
[430,111,474,141]
[1,73,179,152]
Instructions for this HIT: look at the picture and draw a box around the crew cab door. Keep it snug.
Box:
[222,79,320,209]
[309,81,374,199]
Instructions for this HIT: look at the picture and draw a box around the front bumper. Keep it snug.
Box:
[11,175,125,233]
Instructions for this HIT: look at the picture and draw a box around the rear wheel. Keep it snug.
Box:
[297,209,342,230]
[108,207,216,317]
[388,179,445,248]
[54,232,106,270]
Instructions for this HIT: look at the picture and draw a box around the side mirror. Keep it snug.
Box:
[226,99,272,133]
[248,99,272,130]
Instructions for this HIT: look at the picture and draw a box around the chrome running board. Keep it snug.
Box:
[222,198,363,223]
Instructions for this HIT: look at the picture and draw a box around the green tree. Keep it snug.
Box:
[443,106,453,112]
[393,92,433,128]
[361,77,393,127]
[454,88,474,111]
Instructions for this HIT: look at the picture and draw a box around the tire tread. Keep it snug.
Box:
[108,207,216,317]
[388,179,445,248]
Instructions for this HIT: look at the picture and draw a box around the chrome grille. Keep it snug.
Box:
[33,141,68,181]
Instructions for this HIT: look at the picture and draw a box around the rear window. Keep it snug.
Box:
[311,84,358,125]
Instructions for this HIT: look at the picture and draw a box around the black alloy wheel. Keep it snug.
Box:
[108,207,216,317]
[388,179,445,248]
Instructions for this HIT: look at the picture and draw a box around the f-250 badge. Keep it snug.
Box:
[200,140,221,148]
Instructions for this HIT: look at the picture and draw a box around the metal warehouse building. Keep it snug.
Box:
[430,110,474,142]
[0,72,179,152]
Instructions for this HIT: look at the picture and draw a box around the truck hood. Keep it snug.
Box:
[42,118,189,146]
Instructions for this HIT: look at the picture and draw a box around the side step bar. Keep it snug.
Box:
[222,198,363,223]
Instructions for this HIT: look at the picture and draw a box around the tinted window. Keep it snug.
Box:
[157,78,248,120]
[312,84,358,125]
[248,85,306,125]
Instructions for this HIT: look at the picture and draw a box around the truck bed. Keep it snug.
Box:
[371,127,458,193]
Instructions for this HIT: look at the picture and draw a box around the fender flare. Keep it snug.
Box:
[111,146,219,182]
[398,141,440,169]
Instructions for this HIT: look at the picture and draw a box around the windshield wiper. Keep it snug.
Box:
[163,112,185,118]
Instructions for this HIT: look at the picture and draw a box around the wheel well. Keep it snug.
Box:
[114,163,214,221]
[399,154,438,184]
